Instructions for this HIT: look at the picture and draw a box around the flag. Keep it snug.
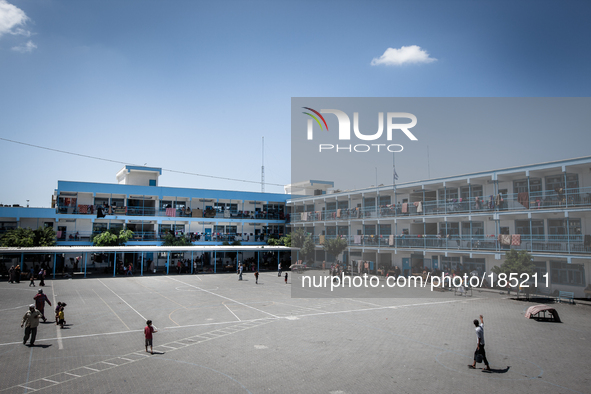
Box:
[393,169,399,181]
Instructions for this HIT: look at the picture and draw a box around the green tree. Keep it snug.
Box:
[280,233,292,247]
[491,249,534,276]
[299,233,316,263]
[0,227,56,247]
[323,236,348,261]
[93,229,134,246]
[33,227,57,247]
[290,228,306,249]
[161,232,192,247]
[0,228,35,247]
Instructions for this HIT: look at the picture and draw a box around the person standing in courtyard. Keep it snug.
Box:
[34,289,51,322]
[284,272,288,284]
[469,314,491,371]
[38,267,46,287]
[145,320,158,354]
[21,304,42,345]
[29,267,36,287]
[254,270,259,284]
[238,263,243,280]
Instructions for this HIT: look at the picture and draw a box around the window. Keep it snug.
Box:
[439,188,458,200]
[326,202,337,211]
[94,197,109,206]
[545,174,579,193]
[462,257,485,275]
[378,195,391,206]
[93,223,108,233]
[363,225,376,235]
[363,197,375,208]
[440,222,459,236]
[337,201,348,210]
[0,222,17,232]
[513,178,542,194]
[532,261,547,278]
[149,179,156,186]
[111,198,124,207]
[550,261,585,286]
[326,226,336,236]
[379,224,392,235]
[440,256,460,271]
[337,226,349,236]
[515,220,545,237]
[460,185,483,199]
[461,221,484,236]
[159,224,185,233]
[548,219,580,240]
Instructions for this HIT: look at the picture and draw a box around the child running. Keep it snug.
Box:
[145,320,158,354]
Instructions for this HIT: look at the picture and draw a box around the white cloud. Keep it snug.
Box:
[371,45,436,66]
[12,39,36,53]
[0,0,30,37]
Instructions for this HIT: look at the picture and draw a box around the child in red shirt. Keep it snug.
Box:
[144,320,157,354]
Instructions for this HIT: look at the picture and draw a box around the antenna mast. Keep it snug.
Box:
[261,137,265,192]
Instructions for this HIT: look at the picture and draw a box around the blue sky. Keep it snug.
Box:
[1,0,590,206]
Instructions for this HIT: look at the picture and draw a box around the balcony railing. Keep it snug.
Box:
[55,230,275,243]
[56,205,287,221]
[292,187,591,222]
[311,234,590,255]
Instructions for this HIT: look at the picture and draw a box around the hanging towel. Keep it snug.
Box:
[337,209,341,218]
[402,203,408,213]
[166,208,176,217]
[389,235,394,245]
[499,234,511,245]
[511,234,521,246]
[354,235,362,244]
[517,192,529,209]
[319,235,325,244]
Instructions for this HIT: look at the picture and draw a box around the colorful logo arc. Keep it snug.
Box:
[302,107,328,131]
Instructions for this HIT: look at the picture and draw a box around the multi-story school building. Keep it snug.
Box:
[288,156,591,297]
[0,166,291,273]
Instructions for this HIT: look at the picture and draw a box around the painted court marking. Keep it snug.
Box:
[51,283,63,350]
[1,320,272,393]
[97,279,147,321]
[166,277,280,319]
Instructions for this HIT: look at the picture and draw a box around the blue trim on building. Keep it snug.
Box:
[57,181,290,202]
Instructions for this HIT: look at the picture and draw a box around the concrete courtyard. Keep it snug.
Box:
[0,272,589,394]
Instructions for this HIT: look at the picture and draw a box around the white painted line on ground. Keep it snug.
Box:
[92,289,130,331]
[119,357,133,362]
[0,304,30,313]
[83,367,99,372]
[76,289,86,304]
[224,304,242,321]
[64,372,81,377]
[42,378,59,384]
[100,361,117,366]
[166,276,281,318]
[18,385,35,391]
[98,278,147,321]
[51,283,64,350]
